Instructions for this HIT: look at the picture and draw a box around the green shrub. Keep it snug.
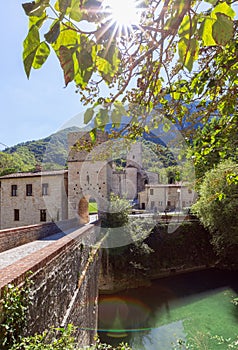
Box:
[9,327,132,350]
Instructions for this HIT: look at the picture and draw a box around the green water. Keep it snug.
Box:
[98,269,238,349]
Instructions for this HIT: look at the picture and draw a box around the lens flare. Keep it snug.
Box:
[104,0,141,27]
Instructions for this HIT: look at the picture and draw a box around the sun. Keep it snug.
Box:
[103,0,143,29]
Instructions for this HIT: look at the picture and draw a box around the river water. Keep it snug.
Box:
[98,268,238,349]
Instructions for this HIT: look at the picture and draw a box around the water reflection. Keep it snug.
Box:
[98,269,238,349]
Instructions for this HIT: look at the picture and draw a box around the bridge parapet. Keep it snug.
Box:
[0,218,79,253]
[0,223,101,347]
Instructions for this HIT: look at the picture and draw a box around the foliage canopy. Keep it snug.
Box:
[192,159,238,265]
[21,0,238,137]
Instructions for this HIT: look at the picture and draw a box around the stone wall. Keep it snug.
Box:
[0,223,101,347]
[0,171,68,229]
[99,221,217,293]
[67,131,110,221]
[0,219,78,253]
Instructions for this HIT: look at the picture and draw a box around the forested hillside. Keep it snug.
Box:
[0,127,80,176]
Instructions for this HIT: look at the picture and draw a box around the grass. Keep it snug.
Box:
[89,201,98,214]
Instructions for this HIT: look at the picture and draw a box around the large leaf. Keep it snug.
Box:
[59,46,75,86]
[94,108,109,127]
[212,13,234,46]
[74,44,94,88]
[178,15,197,39]
[111,101,127,125]
[212,2,235,19]
[44,20,60,43]
[84,108,94,124]
[178,37,199,71]
[29,12,47,29]
[23,25,50,78]
[22,0,49,17]
[32,42,50,69]
[52,22,79,54]
[58,0,72,13]
[23,25,40,78]
[68,0,83,22]
[199,18,216,46]
[204,0,217,4]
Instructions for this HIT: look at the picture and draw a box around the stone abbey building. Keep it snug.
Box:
[0,132,195,229]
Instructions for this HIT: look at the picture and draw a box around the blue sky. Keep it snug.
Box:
[0,1,85,149]
[1,2,237,149]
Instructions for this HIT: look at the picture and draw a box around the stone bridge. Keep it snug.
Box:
[0,218,101,347]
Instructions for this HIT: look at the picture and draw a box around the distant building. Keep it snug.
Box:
[138,184,197,212]
[0,132,197,229]
[0,170,68,229]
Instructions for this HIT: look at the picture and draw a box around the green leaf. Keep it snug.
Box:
[204,0,217,5]
[178,15,197,39]
[29,12,47,29]
[84,108,94,124]
[94,108,109,127]
[68,0,82,21]
[114,101,127,116]
[32,42,50,69]
[178,37,199,71]
[44,20,60,44]
[74,45,94,88]
[89,129,96,143]
[59,46,75,86]
[76,47,93,71]
[58,0,72,13]
[212,2,235,19]
[23,25,40,78]
[52,22,79,54]
[198,18,216,46]
[212,13,234,46]
[22,0,49,17]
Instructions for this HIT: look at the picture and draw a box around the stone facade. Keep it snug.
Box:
[0,132,196,228]
[138,184,197,212]
[0,224,100,347]
[67,131,110,223]
[0,170,68,229]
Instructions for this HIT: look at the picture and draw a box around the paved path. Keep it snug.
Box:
[0,215,99,271]
[0,227,77,270]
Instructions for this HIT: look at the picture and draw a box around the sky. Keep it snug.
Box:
[1,2,237,149]
[0,1,86,149]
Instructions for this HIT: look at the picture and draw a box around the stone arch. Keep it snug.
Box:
[78,196,90,224]
[78,195,99,224]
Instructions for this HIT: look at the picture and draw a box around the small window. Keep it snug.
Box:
[150,189,154,195]
[14,209,19,221]
[158,201,163,206]
[11,185,17,196]
[42,183,48,196]
[40,209,47,222]
[167,200,171,207]
[26,184,32,196]
[151,201,155,210]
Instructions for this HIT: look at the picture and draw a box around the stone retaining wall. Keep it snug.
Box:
[0,218,78,253]
[0,223,101,347]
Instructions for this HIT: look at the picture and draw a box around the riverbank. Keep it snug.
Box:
[99,221,218,293]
